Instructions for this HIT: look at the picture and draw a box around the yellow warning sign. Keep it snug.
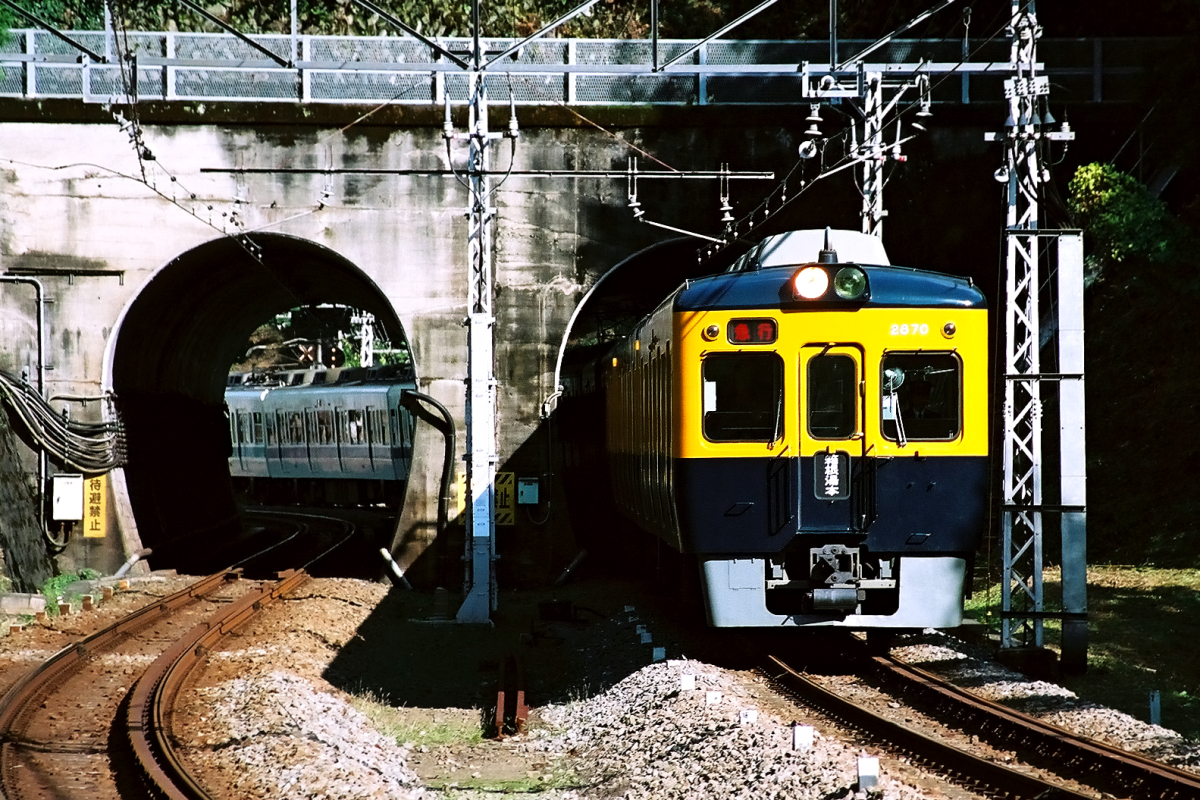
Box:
[84,473,107,538]
[495,472,515,526]
[456,471,467,518]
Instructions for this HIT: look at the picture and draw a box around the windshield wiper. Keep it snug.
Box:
[890,385,908,448]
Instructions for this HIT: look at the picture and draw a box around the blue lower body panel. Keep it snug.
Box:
[673,455,987,555]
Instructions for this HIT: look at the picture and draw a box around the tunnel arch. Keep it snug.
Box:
[549,235,747,407]
[106,233,409,571]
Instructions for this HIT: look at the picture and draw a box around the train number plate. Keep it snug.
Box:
[814,451,850,500]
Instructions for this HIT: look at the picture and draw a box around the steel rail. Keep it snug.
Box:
[765,654,1095,799]
[877,654,1200,800]
[494,653,529,739]
[0,571,239,799]
[126,569,311,800]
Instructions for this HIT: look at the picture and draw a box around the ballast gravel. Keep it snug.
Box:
[184,670,424,800]
[895,632,1200,773]
[11,575,1195,799]
[523,658,930,799]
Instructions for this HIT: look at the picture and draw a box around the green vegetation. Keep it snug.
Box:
[39,568,99,616]
[0,0,961,40]
[423,773,584,794]
[1064,164,1200,567]
[228,304,410,373]
[1067,163,1192,274]
[968,567,1200,740]
[348,692,484,748]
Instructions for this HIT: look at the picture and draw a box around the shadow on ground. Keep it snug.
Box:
[321,574,734,713]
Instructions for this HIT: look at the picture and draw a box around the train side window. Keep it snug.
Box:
[372,409,390,446]
[288,412,303,445]
[252,412,264,444]
[880,353,962,441]
[701,353,783,442]
[346,409,364,445]
[807,354,857,439]
[317,410,333,444]
[236,411,250,444]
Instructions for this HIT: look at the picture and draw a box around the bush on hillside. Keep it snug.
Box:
[1067,163,1186,273]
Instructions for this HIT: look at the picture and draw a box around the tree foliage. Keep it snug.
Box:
[0,0,974,40]
[1067,162,1187,271]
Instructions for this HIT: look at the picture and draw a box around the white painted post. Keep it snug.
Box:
[857,756,880,789]
[792,724,814,751]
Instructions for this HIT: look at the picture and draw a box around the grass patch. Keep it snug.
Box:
[349,691,485,748]
[967,566,1200,740]
[39,569,99,616]
[423,773,584,794]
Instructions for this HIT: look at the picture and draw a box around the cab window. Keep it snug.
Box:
[702,353,783,442]
[807,354,857,439]
[880,353,962,441]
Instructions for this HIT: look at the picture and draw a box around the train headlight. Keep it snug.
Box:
[792,266,829,299]
[702,324,720,341]
[833,267,868,300]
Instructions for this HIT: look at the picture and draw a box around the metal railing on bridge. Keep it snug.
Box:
[0,29,1162,107]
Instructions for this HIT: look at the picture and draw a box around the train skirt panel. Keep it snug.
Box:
[700,555,968,628]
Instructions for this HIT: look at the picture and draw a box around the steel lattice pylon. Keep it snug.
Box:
[1000,1,1047,650]
[996,1,1085,665]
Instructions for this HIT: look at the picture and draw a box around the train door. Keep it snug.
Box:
[235,411,253,472]
[798,345,865,532]
[278,409,305,476]
[266,410,284,475]
[304,409,319,471]
[335,407,347,472]
[365,406,377,469]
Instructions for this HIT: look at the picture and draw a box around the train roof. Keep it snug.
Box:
[754,229,890,267]
[226,364,414,389]
[675,229,985,312]
[675,263,985,312]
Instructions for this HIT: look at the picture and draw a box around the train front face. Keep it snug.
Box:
[674,261,989,629]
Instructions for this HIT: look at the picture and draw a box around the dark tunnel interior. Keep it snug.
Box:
[111,233,407,572]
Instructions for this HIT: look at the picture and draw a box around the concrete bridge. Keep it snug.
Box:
[0,32,1156,591]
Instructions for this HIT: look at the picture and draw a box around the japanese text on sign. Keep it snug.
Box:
[84,474,107,538]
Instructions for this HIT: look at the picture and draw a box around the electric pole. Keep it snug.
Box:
[989,0,1086,671]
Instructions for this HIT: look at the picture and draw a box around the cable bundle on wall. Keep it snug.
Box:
[0,369,126,473]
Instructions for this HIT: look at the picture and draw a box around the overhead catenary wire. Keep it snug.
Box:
[696,5,1018,262]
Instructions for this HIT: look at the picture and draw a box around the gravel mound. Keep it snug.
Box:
[184,670,424,799]
[514,658,928,799]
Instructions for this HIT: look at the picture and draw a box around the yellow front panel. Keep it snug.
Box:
[674,306,989,460]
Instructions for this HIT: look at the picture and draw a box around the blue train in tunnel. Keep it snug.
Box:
[224,364,416,507]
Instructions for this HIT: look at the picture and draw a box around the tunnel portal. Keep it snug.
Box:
[111,233,408,571]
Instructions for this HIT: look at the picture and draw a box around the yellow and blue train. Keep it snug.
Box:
[565,229,989,629]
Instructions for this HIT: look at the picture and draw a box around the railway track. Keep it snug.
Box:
[763,645,1200,800]
[0,569,308,800]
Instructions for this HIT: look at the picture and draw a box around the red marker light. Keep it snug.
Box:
[732,323,751,342]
